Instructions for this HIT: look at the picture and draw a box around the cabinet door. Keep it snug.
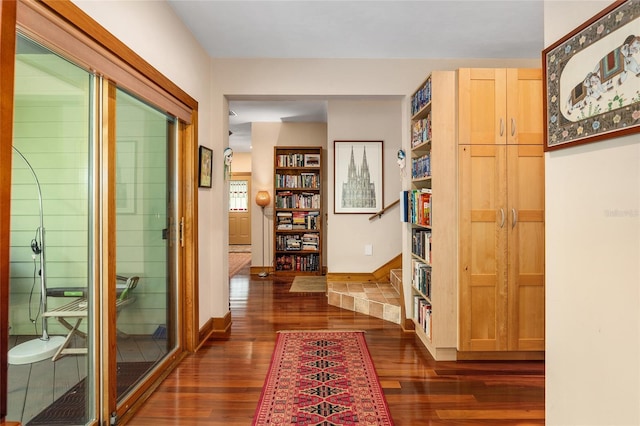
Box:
[506,69,543,145]
[507,145,545,350]
[459,145,508,351]
[458,68,507,145]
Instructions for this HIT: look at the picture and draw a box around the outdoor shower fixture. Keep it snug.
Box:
[8,146,64,364]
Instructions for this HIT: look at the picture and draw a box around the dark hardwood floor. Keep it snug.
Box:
[128,265,545,425]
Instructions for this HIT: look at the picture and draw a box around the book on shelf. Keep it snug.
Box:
[411,78,432,116]
[407,189,432,227]
[411,114,432,148]
[299,172,320,188]
[301,233,319,250]
[276,211,293,229]
[411,258,431,299]
[413,296,432,340]
[412,153,431,179]
[275,253,320,272]
[303,154,320,167]
[400,190,409,223]
[412,228,431,263]
[420,189,431,227]
[276,153,305,167]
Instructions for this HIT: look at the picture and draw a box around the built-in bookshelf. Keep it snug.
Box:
[409,74,434,343]
[403,71,458,361]
[273,146,323,275]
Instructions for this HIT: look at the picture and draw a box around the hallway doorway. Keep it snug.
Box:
[229,172,251,245]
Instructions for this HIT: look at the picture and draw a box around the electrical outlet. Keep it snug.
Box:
[364,244,373,256]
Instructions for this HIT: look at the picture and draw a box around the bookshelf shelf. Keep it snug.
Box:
[273,146,323,275]
[411,176,432,184]
[403,71,458,361]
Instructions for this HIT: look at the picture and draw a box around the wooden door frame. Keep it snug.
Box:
[0,0,17,421]
[1,0,200,422]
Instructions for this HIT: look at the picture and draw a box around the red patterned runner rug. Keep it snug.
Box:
[253,330,394,426]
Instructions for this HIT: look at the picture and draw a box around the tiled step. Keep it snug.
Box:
[390,268,402,294]
[327,281,401,324]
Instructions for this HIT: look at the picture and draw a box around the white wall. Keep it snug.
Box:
[72,0,219,326]
[327,99,404,272]
[231,152,252,174]
[544,1,640,425]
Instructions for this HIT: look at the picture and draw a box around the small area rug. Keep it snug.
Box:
[229,252,251,277]
[252,330,394,426]
[289,275,326,293]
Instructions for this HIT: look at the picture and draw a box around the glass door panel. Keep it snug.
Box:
[114,89,177,401]
[7,33,94,425]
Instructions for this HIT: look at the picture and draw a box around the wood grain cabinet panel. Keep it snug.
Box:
[458,68,544,355]
[459,68,543,146]
[458,143,545,353]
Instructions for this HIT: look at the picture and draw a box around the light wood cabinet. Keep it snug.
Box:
[403,67,544,360]
[458,144,545,352]
[457,68,545,355]
[458,68,543,146]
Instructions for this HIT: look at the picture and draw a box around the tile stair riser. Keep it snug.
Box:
[327,286,401,324]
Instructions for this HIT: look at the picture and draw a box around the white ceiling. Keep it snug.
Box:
[167,0,545,152]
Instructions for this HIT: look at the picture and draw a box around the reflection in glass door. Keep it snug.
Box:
[7,34,94,424]
[6,33,180,424]
[114,89,177,401]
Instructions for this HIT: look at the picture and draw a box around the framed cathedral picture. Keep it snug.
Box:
[333,140,383,214]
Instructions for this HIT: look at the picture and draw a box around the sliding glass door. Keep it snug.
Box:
[6,32,181,425]
[114,89,178,401]
[8,33,95,424]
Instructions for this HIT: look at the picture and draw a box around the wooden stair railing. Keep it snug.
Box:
[369,199,399,220]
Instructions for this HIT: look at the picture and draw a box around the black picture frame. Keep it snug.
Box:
[333,140,383,214]
[198,145,212,188]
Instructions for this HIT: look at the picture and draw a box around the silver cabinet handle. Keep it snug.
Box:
[511,118,516,137]
[512,208,517,229]
[499,208,505,228]
[500,118,504,137]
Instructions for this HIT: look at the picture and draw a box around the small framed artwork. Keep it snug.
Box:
[543,0,640,151]
[198,145,213,188]
[304,153,320,167]
[334,140,383,214]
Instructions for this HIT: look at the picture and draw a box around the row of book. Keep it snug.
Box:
[411,115,431,148]
[275,253,320,272]
[411,77,432,116]
[276,153,319,168]
[413,296,432,341]
[412,153,431,180]
[276,233,319,251]
[411,258,431,299]
[275,173,320,189]
[400,189,432,227]
[276,211,320,230]
[275,192,321,209]
[412,228,432,263]
[276,153,306,167]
